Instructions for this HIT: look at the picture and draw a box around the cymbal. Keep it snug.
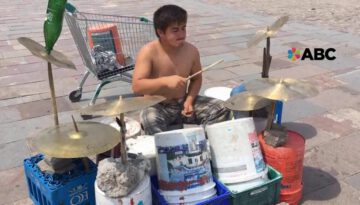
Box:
[81,95,166,116]
[247,16,289,48]
[244,78,319,101]
[17,37,76,70]
[32,121,120,158]
[224,91,272,111]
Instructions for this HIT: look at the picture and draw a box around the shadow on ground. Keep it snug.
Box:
[301,166,341,202]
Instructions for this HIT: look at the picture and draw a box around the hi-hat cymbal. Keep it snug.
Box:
[17,37,76,70]
[247,16,289,48]
[224,91,272,111]
[32,122,120,158]
[244,78,319,101]
[81,96,166,116]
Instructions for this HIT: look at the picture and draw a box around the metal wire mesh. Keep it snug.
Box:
[65,10,156,78]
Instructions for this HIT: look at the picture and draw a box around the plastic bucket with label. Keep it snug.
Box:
[154,127,216,203]
[205,118,268,184]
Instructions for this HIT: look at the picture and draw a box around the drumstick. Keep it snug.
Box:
[187,59,224,81]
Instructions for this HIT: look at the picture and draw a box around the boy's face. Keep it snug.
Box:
[158,22,186,47]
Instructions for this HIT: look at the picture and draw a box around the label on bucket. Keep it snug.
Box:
[156,139,213,191]
[248,131,266,173]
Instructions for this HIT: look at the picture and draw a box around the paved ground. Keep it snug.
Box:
[1,0,360,204]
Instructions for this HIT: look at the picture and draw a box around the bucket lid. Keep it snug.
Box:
[205,117,254,129]
[204,86,232,101]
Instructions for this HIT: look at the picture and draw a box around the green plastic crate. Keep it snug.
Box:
[227,166,282,205]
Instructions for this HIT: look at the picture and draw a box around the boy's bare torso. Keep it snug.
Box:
[147,40,196,79]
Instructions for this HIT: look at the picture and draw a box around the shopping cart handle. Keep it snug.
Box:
[65,2,77,13]
[140,17,150,23]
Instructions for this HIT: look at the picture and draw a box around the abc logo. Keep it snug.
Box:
[288,48,336,61]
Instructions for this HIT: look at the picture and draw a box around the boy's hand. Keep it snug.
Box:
[182,99,194,117]
[165,75,187,98]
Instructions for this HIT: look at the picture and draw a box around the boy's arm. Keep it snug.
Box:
[185,48,202,103]
[182,48,202,116]
[132,45,186,98]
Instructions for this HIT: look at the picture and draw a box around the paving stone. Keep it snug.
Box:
[311,55,360,71]
[200,52,240,66]
[324,108,360,130]
[0,166,29,205]
[299,38,331,47]
[335,69,360,92]
[269,64,328,79]
[224,63,262,76]
[305,72,345,92]
[284,41,308,49]
[308,88,360,111]
[300,111,356,139]
[12,198,33,205]
[0,103,21,122]
[254,58,294,70]
[346,173,360,191]
[200,45,235,56]
[304,132,360,180]
[0,140,30,170]
[302,165,339,196]
[203,69,237,83]
[17,97,73,120]
[0,71,45,87]
[282,99,327,122]
[302,180,360,205]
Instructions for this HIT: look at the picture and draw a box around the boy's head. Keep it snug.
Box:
[153,5,187,47]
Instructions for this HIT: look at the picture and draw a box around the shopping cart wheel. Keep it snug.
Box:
[69,89,82,102]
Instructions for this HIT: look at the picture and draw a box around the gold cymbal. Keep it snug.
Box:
[247,16,289,48]
[244,78,319,101]
[269,16,289,33]
[224,91,272,111]
[17,37,76,70]
[32,122,120,158]
[81,95,166,116]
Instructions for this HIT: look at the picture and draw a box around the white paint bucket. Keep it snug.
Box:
[205,118,268,184]
[166,187,217,204]
[95,175,152,205]
[101,117,141,139]
[154,127,216,203]
[204,87,232,101]
[127,135,157,176]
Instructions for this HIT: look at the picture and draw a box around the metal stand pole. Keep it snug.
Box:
[47,62,59,126]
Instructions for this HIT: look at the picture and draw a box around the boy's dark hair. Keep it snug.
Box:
[153,5,187,38]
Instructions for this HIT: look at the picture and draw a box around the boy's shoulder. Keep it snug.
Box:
[141,40,159,53]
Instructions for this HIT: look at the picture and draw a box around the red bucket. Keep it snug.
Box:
[280,183,303,205]
[259,130,305,193]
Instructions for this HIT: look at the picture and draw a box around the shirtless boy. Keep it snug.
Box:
[132,4,230,135]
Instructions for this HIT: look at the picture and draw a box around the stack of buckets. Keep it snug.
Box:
[205,118,269,193]
[259,130,305,205]
[154,127,217,204]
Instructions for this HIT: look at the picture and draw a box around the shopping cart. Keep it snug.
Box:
[65,3,156,105]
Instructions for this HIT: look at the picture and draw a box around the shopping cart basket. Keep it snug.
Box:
[65,3,156,105]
